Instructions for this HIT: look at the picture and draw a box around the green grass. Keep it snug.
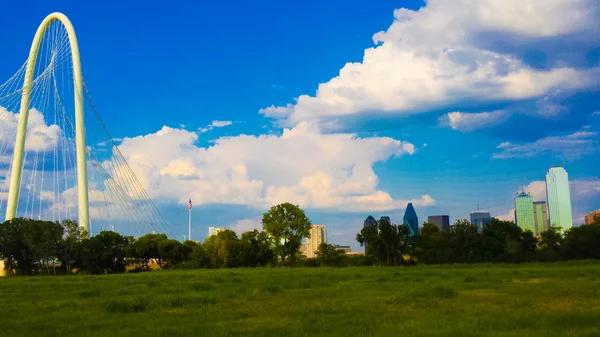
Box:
[1,261,600,336]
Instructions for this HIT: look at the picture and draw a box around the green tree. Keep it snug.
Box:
[58,219,88,273]
[262,203,312,265]
[239,229,274,267]
[518,230,539,262]
[315,243,345,267]
[357,218,411,266]
[0,218,34,275]
[80,231,132,274]
[538,226,563,261]
[203,229,241,268]
[449,219,480,263]
[562,223,600,260]
[132,233,169,270]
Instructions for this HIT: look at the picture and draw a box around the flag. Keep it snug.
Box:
[188,199,192,210]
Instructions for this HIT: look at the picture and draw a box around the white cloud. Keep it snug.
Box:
[441,110,509,131]
[260,0,598,127]
[493,131,598,159]
[593,111,600,116]
[0,107,63,151]
[111,122,432,212]
[198,120,233,133]
[496,208,515,222]
[229,218,262,236]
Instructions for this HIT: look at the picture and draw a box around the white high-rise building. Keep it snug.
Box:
[208,226,226,237]
[545,167,573,230]
[305,225,326,258]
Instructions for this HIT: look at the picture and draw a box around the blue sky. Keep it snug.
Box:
[1,0,599,249]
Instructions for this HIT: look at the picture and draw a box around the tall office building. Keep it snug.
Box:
[306,225,326,258]
[546,166,573,230]
[403,203,419,236]
[533,201,549,234]
[470,211,491,232]
[364,215,377,228]
[515,192,535,233]
[208,226,226,237]
[427,215,450,231]
[585,210,600,225]
[363,216,377,253]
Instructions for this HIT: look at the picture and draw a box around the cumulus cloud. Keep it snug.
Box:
[493,131,598,159]
[440,110,509,131]
[229,218,262,235]
[111,122,432,212]
[260,0,598,128]
[198,120,233,133]
[0,107,63,152]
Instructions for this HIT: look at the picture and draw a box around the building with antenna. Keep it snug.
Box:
[470,207,491,233]
[546,166,573,230]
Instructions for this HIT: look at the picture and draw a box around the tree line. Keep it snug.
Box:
[1,203,599,275]
[356,216,600,266]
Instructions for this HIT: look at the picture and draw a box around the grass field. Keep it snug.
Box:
[1,261,600,337]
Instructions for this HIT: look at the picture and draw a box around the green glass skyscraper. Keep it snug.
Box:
[545,167,573,230]
[515,192,535,233]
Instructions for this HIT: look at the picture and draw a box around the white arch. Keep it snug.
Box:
[5,12,90,233]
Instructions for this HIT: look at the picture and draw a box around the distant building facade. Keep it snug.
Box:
[333,244,352,253]
[585,210,600,225]
[403,203,419,236]
[428,215,450,231]
[306,225,326,258]
[470,211,491,232]
[533,201,549,234]
[208,226,226,237]
[515,192,535,233]
[380,216,391,223]
[546,166,573,230]
[363,215,377,253]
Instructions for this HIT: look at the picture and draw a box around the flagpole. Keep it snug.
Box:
[188,205,192,241]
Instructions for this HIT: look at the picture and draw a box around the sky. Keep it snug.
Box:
[1,0,599,250]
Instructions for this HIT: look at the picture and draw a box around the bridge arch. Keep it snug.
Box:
[5,12,89,232]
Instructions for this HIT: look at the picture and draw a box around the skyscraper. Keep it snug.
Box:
[306,225,325,258]
[515,192,535,233]
[546,166,573,230]
[363,216,377,253]
[427,215,450,231]
[533,201,549,234]
[403,203,419,236]
[470,211,491,232]
[364,215,377,228]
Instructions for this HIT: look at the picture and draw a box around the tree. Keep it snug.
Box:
[21,220,64,274]
[203,229,241,268]
[315,243,345,267]
[356,218,411,266]
[158,239,185,268]
[262,203,312,265]
[449,219,480,263]
[80,231,132,274]
[481,219,523,262]
[517,230,538,262]
[539,226,563,261]
[562,223,600,260]
[0,218,33,275]
[132,233,168,270]
[239,229,274,267]
[58,220,88,273]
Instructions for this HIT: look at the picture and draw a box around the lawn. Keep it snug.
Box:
[1,261,599,337]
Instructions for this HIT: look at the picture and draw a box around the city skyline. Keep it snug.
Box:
[0,1,598,250]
